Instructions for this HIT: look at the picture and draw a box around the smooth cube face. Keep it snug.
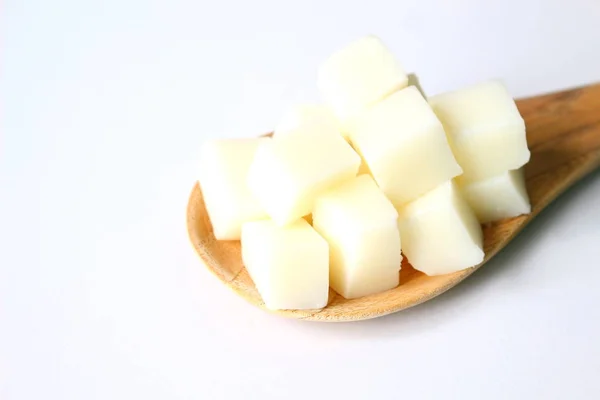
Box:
[429,80,530,181]
[348,86,463,206]
[312,175,401,299]
[274,104,341,138]
[198,138,268,240]
[340,268,400,300]
[331,227,400,299]
[247,130,360,225]
[398,182,484,276]
[318,35,409,125]
[241,219,329,310]
[459,168,531,223]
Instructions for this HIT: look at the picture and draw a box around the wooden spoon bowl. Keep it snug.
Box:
[187,83,600,321]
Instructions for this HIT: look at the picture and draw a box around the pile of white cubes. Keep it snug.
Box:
[198,36,531,310]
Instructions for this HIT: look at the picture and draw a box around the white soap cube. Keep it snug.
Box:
[313,175,401,299]
[318,35,409,125]
[274,104,341,137]
[247,129,360,225]
[459,168,531,223]
[398,182,484,276]
[198,138,268,240]
[348,86,463,206]
[429,80,530,181]
[241,219,329,310]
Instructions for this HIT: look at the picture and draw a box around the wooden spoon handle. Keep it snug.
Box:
[519,83,600,212]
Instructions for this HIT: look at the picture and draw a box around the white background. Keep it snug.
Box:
[3,0,600,399]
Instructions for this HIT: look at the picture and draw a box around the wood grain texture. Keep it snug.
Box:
[187,83,600,322]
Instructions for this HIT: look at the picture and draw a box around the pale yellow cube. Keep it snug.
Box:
[459,168,531,223]
[348,86,462,206]
[274,104,341,138]
[398,182,484,276]
[198,138,268,240]
[313,175,401,299]
[429,80,530,181]
[318,35,408,125]
[241,219,329,310]
[247,130,360,225]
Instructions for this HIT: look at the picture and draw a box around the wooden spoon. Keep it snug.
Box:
[187,83,600,322]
